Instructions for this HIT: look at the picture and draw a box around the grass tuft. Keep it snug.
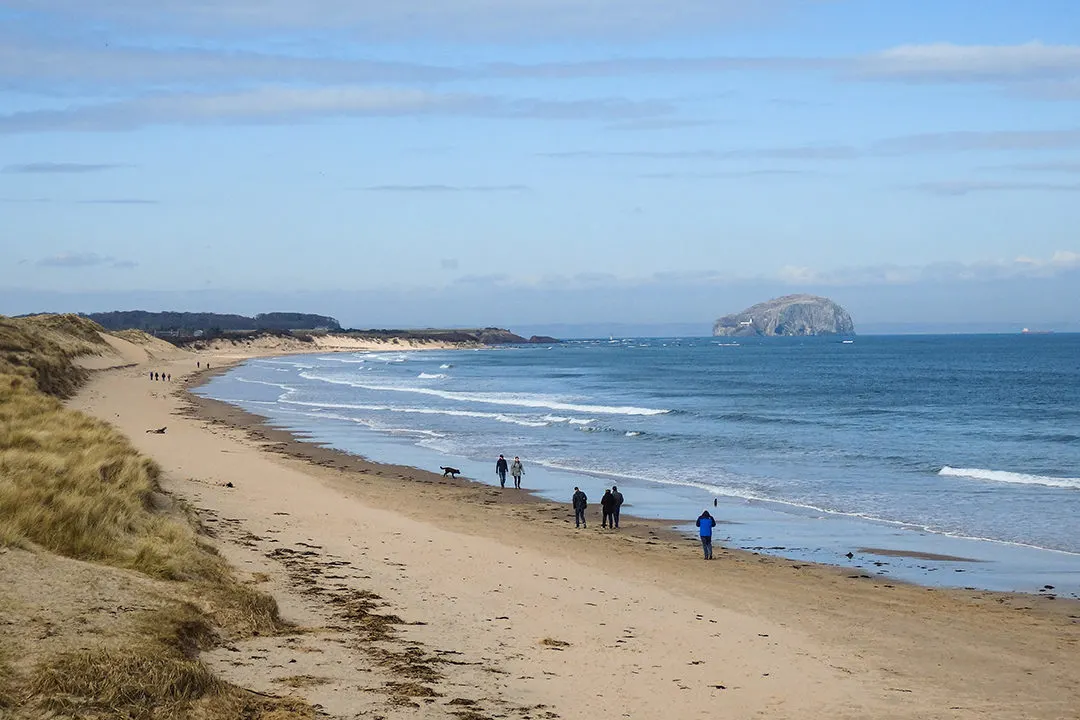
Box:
[30,647,225,716]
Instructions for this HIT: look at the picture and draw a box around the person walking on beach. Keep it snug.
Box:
[610,485,624,528]
[495,454,509,488]
[510,457,524,489]
[572,487,588,528]
[600,489,614,529]
[696,510,717,559]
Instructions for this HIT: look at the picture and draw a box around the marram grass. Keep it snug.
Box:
[0,314,312,718]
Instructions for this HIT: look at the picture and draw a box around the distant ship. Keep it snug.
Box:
[1021,328,1054,335]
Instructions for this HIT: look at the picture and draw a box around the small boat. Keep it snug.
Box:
[841,339,854,344]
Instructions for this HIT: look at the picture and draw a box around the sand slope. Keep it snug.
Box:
[65,352,1080,719]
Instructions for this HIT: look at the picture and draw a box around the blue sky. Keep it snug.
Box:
[2,0,1079,331]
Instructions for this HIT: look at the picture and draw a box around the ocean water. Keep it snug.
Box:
[195,335,1080,594]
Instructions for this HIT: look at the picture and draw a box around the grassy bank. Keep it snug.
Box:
[0,315,313,718]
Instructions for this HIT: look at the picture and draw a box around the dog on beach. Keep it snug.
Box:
[440,466,461,478]
[145,426,167,434]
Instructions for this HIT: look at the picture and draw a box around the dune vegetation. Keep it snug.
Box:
[0,314,313,718]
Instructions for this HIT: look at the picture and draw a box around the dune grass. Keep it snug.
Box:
[0,314,312,717]
[0,645,16,710]
[0,314,107,398]
[0,374,227,581]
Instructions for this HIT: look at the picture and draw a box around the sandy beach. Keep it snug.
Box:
[65,343,1080,719]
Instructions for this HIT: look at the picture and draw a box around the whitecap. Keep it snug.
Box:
[939,466,1080,490]
[296,372,669,416]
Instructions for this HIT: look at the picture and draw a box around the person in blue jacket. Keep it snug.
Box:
[696,510,717,559]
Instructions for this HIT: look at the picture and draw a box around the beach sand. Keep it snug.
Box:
[66,346,1080,719]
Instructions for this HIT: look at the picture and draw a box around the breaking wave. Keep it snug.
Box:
[939,466,1080,490]
[297,372,669,416]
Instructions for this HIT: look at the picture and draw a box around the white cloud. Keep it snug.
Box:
[855,41,1080,83]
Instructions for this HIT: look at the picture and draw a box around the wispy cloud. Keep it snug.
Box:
[873,128,1080,154]
[0,86,672,134]
[2,0,810,40]
[542,127,1080,169]
[76,198,158,204]
[911,180,1080,196]
[34,252,139,269]
[0,37,459,92]
[0,196,157,204]
[37,252,111,268]
[853,41,1080,83]
[605,118,720,132]
[363,184,529,193]
[640,169,809,179]
[543,145,856,161]
[2,162,129,174]
[775,251,1080,286]
[983,161,1080,174]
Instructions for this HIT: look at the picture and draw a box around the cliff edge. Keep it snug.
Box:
[713,295,855,337]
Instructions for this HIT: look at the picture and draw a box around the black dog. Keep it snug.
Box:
[440,466,460,478]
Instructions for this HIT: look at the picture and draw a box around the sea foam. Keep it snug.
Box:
[939,466,1080,490]
[297,372,669,416]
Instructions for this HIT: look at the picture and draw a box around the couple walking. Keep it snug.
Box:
[495,454,525,489]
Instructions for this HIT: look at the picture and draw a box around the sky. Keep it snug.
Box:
[2,0,1079,333]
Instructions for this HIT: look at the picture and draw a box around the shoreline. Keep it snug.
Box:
[181,358,697,548]
[189,352,1080,595]
[65,346,1080,718]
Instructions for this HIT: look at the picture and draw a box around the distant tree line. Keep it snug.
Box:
[84,311,341,334]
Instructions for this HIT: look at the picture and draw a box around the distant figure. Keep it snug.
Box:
[600,489,614,529]
[696,510,717,560]
[495,454,509,488]
[197,361,200,368]
[610,485,624,528]
[148,371,153,380]
[166,373,171,382]
[572,487,588,528]
[152,371,158,381]
[510,457,524,489]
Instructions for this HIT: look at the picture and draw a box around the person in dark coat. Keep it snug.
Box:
[495,454,509,488]
[600,489,615,529]
[696,510,717,559]
[610,485,624,528]
[572,487,588,528]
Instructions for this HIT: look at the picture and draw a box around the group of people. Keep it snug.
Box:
[495,454,718,558]
[149,371,171,382]
[570,485,624,529]
[495,454,525,489]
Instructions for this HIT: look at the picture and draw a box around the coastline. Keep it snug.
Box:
[66,347,1080,718]
[191,349,1080,595]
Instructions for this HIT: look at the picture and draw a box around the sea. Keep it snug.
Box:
[194,334,1080,595]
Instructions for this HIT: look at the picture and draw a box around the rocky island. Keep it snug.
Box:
[713,294,855,337]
